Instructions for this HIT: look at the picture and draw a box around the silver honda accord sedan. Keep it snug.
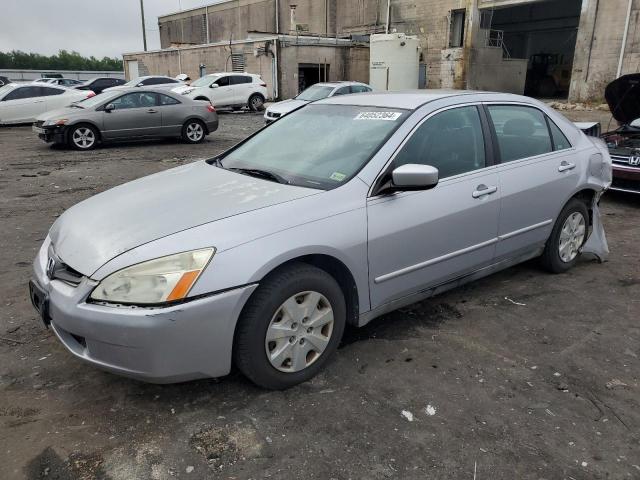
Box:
[29,91,612,389]
[33,87,218,150]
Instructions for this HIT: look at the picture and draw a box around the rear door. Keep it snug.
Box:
[41,86,69,111]
[0,86,46,123]
[230,75,253,105]
[102,91,162,139]
[367,104,501,308]
[485,103,580,260]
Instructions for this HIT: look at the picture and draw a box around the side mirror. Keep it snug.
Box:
[104,103,115,112]
[210,83,219,89]
[137,82,144,87]
[390,164,439,191]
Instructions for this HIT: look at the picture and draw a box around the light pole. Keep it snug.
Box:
[139,0,148,51]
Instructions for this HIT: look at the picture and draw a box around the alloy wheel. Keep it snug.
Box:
[186,122,204,142]
[558,211,586,263]
[265,291,334,373]
[72,127,95,149]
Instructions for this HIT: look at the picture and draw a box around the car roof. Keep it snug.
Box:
[312,81,368,88]
[316,89,523,110]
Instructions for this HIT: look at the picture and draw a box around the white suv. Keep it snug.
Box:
[173,73,268,111]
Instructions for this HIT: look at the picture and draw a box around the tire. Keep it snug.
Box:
[181,119,206,144]
[248,94,265,112]
[234,263,346,390]
[541,198,589,273]
[68,124,98,150]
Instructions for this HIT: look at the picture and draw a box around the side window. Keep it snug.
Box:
[110,92,158,109]
[40,87,64,96]
[393,106,486,179]
[351,85,371,93]
[230,76,252,85]
[215,76,230,87]
[333,86,351,96]
[4,87,41,100]
[141,78,161,85]
[487,105,552,162]
[547,119,572,151]
[159,94,180,106]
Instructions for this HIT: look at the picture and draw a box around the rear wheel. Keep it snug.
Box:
[68,124,98,150]
[248,94,265,112]
[181,119,206,143]
[541,199,589,273]
[234,263,346,390]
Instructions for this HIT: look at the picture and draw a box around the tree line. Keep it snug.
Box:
[0,50,123,71]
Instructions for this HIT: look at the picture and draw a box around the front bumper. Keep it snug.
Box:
[33,124,67,144]
[611,163,640,193]
[31,238,257,383]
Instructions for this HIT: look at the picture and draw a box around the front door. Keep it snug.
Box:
[102,92,162,139]
[367,105,501,308]
[210,75,235,107]
[0,86,46,123]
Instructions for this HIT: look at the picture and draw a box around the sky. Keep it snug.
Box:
[0,0,220,58]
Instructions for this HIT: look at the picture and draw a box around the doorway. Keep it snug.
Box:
[298,63,329,93]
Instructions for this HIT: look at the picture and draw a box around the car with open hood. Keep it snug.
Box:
[601,73,640,193]
[263,81,372,124]
[29,91,611,389]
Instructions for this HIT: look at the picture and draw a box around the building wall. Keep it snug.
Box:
[571,0,640,102]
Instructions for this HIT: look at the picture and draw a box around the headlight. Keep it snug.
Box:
[182,88,195,95]
[46,118,68,126]
[90,248,215,305]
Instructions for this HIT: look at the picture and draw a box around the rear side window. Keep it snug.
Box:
[333,86,351,96]
[40,87,64,96]
[159,94,180,105]
[231,76,252,85]
[487,105,552,162]
[3,86,41,100]
[393,105,486,179]
[547,119,572,151]
[351,85,371,93]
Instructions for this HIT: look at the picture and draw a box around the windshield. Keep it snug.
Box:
[218,104,409,190]
[295,85,335,102]
[0,84,15,97]
[191,75,218,87]
[76,90,122,109]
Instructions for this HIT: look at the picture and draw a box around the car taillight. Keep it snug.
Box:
[86,91,96,98]
[207,104,215,113]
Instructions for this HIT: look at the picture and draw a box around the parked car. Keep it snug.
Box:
[29,91,611,389]
[0,83,94,124]
[264,81,373,123]
[172,72,267,111]
[601,73,640,193]
[51,78,84,87]
[0,75,10,87]
[33,87,218,150]
[104,75,184,93]
[75,77,126,95]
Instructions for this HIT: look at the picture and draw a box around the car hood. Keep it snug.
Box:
[605,73,640,124]
[267,99,309,115]
[49,161,319,276]
[36,106,86,122]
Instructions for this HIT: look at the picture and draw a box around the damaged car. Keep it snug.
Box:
[601,73,640,193]
[29,91,611,390]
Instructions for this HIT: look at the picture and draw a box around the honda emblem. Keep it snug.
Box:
[46,257,56,279]
[629,156,640,166]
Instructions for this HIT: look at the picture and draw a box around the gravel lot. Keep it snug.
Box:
[1,109,639,480]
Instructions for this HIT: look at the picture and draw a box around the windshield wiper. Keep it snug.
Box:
[229,167,289,185]
[69,103,84,109]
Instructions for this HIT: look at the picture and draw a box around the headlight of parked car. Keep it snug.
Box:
[181,88,195,95]
[90,248,215,304]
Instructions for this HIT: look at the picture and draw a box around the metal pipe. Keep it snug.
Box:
[206,5,210,43]
[385,0,391,34]
[139,0,148,51]
[275,0,279,33]
[617,0,633,78]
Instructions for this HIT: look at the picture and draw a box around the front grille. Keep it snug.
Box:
[611,178,640,193]
[47,246,83,286]
[611,155,640,168]
[34,120,44,128]
[268,112,281,119]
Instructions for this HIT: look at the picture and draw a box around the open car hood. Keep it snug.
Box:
[605,73,640,125]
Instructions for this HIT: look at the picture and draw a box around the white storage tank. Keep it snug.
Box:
[369,33,421,91]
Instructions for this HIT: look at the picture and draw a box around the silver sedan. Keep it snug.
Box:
[29,91,611,389]
[33,88,218,150]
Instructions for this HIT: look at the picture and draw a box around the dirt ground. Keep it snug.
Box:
[1,108,639,480]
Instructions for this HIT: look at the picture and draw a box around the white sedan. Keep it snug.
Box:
[0,83,95,125]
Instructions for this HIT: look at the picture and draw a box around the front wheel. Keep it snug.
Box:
[248,94,265,112]
[181,119,206,144]
[68,124,98,150]
[234,263,346,390]
[541,198,589,273]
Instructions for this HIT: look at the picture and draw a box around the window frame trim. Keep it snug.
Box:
[481,101,575,166]
[369,102,493,198]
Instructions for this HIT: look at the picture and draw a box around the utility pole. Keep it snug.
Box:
[139,0,148,51]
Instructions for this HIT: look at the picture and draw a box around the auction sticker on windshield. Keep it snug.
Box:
[354,111,402,121]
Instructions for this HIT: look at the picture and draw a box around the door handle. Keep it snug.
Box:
[472,184,498,199]
[558,161,576,172]
[146,109,158,113]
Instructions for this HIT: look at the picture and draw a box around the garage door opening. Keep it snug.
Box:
[298,63,329,93]
[482,0,582,99]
